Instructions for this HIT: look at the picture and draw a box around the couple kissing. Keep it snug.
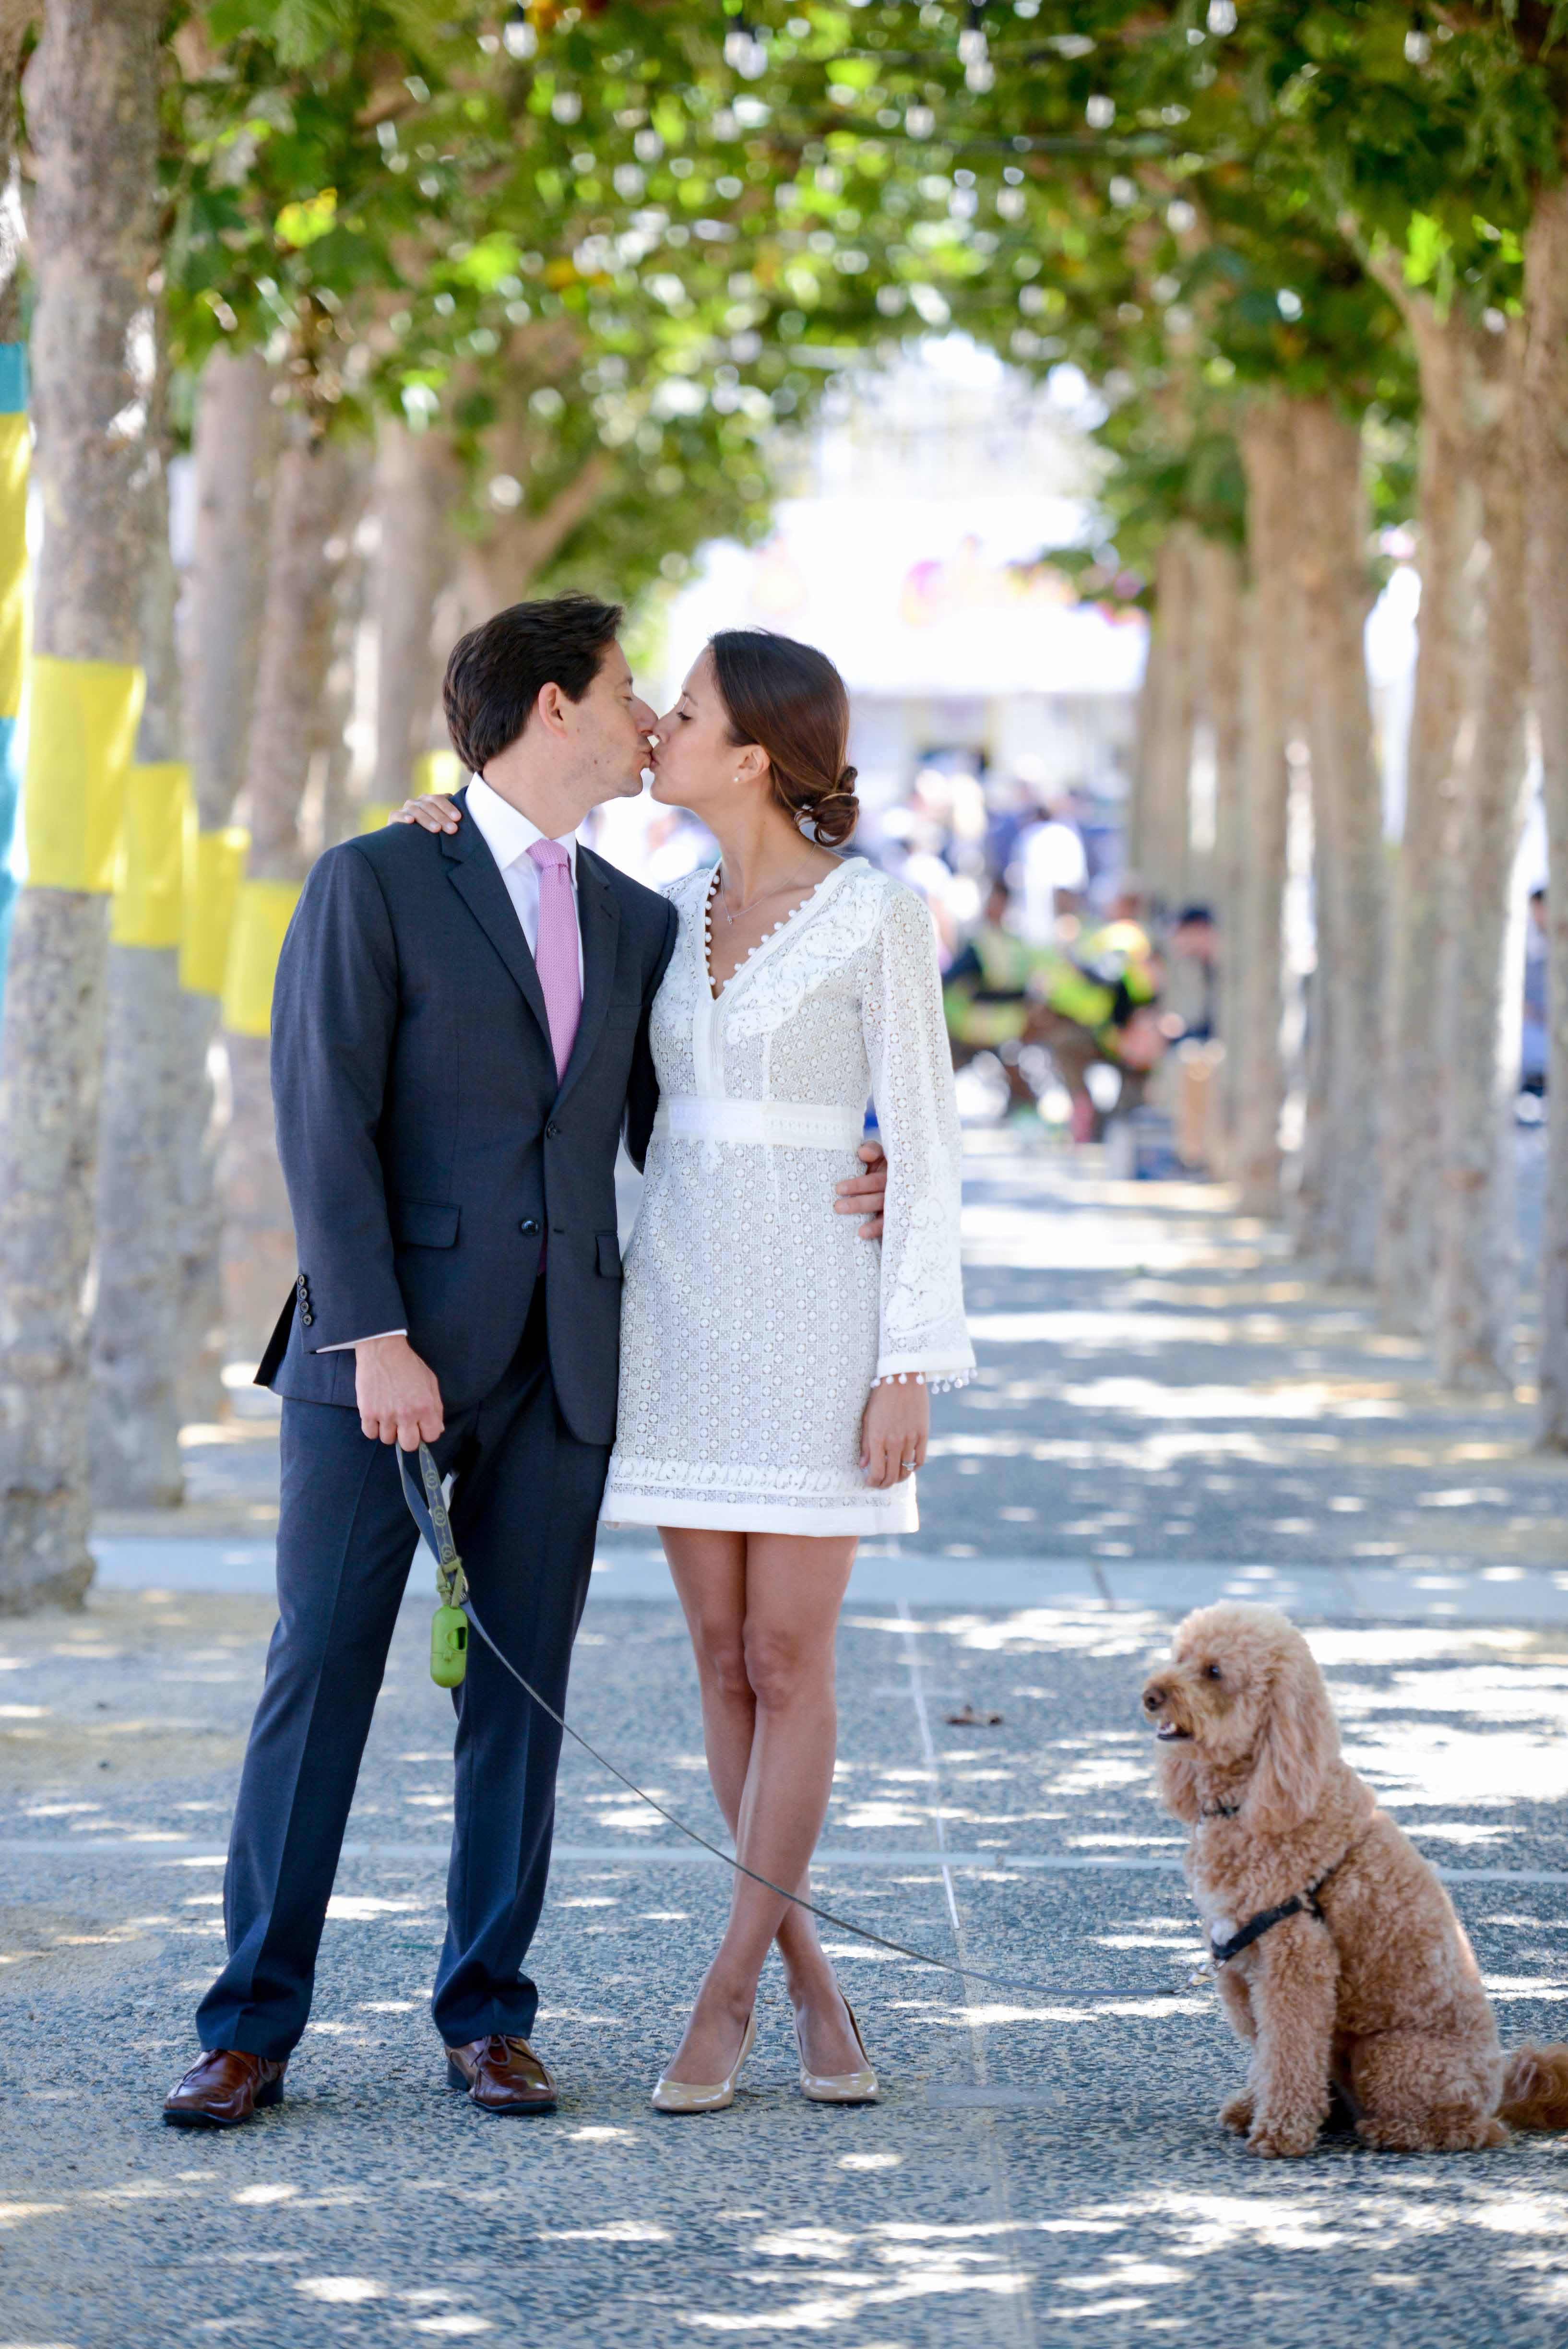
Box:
[165,593,973,2129]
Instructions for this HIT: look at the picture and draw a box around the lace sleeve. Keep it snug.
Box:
[861,884,976,1393]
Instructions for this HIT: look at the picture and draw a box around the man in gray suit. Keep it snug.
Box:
[165,593,885,2125]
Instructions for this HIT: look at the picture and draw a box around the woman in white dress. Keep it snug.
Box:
[402,629,972,2112]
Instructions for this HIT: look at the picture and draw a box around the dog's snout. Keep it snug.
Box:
[1142,1681,1167,1714]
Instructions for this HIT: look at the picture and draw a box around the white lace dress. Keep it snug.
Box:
[600,856,974,1536]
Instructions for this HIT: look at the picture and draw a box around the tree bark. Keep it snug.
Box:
[1433,320,1531,1390]
[1292,399,1385,1286]
[456,450,613,628]
[370,420,459,812]
[0,0,161,1611]
[221,427,356,1360]
[1127,585,1164,883]
[1526,186,1568,1445]
[1234,402,1297,1219]
[175,348,277,1424]
[1138,526,1199,911]
[90,311,185,1507]
[1190,535,1246,1168]
[1377,342,1473,1332]
[0,0,30,1007]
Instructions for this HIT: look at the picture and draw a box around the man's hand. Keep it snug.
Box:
[356,1334,444,1448]
[835,1139,889,1240]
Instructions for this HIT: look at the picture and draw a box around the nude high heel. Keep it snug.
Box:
[650,2012,757,2114]
[796,1997,879,2104]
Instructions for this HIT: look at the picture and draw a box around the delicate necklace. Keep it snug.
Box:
[713,861,822,925]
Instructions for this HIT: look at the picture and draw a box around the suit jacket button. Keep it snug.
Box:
[520,1218,540,1236]
[301,1309,314,1326]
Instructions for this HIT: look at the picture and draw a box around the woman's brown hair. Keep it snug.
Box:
[708,629,858,848]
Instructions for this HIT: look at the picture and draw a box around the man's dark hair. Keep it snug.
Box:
[442,592,624,775]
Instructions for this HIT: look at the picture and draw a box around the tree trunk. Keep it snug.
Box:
[1127,586,1164,882]
[175,348,277,1424]
[0,0,29,1016]
[1292,736,1335,1262]
[1193,535,1247,1169]
[1527,187,1568,1445]
[369,420,459,819]
[0,0,160,1612]
[1292,399,1385,1286]
[221,427,356,1360]
[1233,402,1297,1219]
[1434,320,1531,1390]
[1139,527,1199,912]
[456,450,613,629]
[90,312,186,1507]
[1377,355,1473,1331]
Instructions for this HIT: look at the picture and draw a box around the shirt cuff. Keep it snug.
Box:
[316,1329,407,1352]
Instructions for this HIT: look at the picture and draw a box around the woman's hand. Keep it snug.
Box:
[391,792,462,833]
[860,1377,929,1489]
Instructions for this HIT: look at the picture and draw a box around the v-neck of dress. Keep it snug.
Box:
[701,857,854,1004]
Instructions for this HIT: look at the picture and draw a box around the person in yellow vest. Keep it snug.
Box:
[1034,886,1165,1144]
[944,876,1050,1113]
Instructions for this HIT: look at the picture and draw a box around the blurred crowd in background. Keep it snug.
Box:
[584,755,1222,1176]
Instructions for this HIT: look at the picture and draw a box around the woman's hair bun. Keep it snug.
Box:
[807,768,859,847]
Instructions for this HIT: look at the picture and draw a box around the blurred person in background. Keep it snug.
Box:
[943,873,1047,1114]
[1012,787,1089,946]
[1166,903,1219,1044]
[1034,881,1164,1143]
[983,764,1037,884]
[1523,887,1548,1100]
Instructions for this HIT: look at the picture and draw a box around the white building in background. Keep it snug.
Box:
[594,339,1146,885]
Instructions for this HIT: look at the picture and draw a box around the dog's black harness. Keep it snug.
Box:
[1213,1879,1335,1973]
[1208,1861,1343,1969]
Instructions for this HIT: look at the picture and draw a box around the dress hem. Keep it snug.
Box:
[600,1490,918,1536]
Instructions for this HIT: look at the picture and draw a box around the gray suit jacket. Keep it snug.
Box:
[255,790,677,1447]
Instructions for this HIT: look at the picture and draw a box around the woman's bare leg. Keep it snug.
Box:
[662,1530,861,2074]
[659,1529,860,2084]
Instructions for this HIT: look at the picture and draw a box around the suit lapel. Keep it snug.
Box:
[440,790,554,1056]
[554,845,620,1112]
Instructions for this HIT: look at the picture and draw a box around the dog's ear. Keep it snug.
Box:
[1247,1638,1338,1832]
[1153,1737,1201,1823]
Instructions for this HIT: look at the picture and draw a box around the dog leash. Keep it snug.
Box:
[398,1442,1192,2007]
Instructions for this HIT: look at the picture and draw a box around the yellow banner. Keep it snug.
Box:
[414,749,462,796]
[180,822,249,995]
[223,875,301,1038]
[23,655,145,893]
[110,761,190,949]
[0,414,30,721]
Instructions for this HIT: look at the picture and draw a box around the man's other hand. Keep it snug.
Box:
[834,1139,888,1240]
[356,1335,445,1448]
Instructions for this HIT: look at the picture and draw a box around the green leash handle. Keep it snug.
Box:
[397,1442,469,1688]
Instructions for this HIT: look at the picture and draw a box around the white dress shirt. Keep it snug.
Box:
[320,773,581,1352]
[462,772,584,985]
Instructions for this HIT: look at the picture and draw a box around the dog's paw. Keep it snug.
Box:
[1247,2114,1318,2160]
[1219,2091,1254,2136]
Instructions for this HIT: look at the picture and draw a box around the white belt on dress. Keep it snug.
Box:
[652,1095,867,1150]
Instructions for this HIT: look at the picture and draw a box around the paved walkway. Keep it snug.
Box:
[6,1135,1568,2347]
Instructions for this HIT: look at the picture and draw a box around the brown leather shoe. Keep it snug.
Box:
[164,2048,287,2129]
[445,2033,557,2114]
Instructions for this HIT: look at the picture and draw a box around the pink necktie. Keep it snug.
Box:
[527,837,582,1080]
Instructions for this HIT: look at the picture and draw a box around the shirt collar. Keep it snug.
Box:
[465,772,578,879]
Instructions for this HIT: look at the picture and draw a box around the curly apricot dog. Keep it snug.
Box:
[1141,1603,1568,2159]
